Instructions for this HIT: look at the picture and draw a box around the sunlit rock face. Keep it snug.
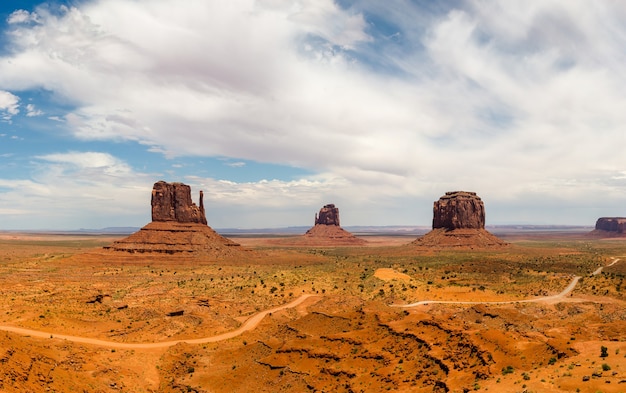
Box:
[151,181,207,225]
[105,181,244,255]
[301,204,366,245]
[314,204,340,226]
[412,191,507,248]
[432,191,485,230]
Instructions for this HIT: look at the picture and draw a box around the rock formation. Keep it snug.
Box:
[151,181,207,224]
[272,204,366,246]
[432,191,485,230]
[590,217,626,237]
[412,191,507,248]
[105,181,244,256]
[315,204,340,226]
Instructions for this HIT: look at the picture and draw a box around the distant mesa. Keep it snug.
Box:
[303,204,367,245]
[269,204,366,246]
[105,181,243,256]
[412,191,507,248]
[590,217,626,237]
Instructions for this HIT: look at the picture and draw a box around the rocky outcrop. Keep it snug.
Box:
[271,204,366,246]
[105,181,245,257]
[151,181,206,224]
[433,191,485,230]
[315,204,340,226]
[413,191,506,248]
[589,217,626,237]
[594,217,626,233]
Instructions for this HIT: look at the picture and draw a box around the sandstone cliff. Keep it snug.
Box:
[315,204,340,226]
[589,217,626,237]
[106,181,244,256]
[413,191,506,248]
[433,191,485,230]
[151,181,207,224]
[271,204,366,246]
[594,217,626,233]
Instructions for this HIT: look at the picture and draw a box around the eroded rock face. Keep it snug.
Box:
[595,217,626,233]
[151,181,207,225]
[292,203,366,245]
[432,191,485,230]
[413,191,506,248]
[315,204,340,226]
[105,181,245,256]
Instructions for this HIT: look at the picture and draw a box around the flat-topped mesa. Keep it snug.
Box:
[315,204,340,226]
[432,191,485,230]
[151,181,207,225]
[594,217,626,234]
[412,191,506,248]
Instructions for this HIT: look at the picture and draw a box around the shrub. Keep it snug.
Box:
[600,346,609,358]
[502,365,514,375]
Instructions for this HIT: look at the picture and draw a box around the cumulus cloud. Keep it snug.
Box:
[7,10,39,24]
[0,91,20,121]
[0,0,625,226]
[0,152,153,229]
[25,103,43,117]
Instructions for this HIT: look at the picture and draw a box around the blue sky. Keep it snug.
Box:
[1,0,625,230]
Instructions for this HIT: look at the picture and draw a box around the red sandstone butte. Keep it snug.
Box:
[105,181,242,256]
[413,191,506,248]
[300,204,366,245]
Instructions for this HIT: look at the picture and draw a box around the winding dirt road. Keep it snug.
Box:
[0,258,621,348]
[394,258,621,308]
[0,294,319,349]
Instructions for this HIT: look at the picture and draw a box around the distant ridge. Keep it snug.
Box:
[1,225,592,236]
[79,227,141,234]
[216,225,430,236]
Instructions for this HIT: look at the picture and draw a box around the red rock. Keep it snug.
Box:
[594,217,626,233]
[151,181,206,224]
[589,217,626,237]
[315,204,340,226]
[270,204,366,246]
[412,191,506,248]
[432,191,485,230]
[105,181,246,256]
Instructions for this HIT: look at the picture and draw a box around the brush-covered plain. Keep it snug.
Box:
[0,233,624,392]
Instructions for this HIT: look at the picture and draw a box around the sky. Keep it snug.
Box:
[0,0,625,230]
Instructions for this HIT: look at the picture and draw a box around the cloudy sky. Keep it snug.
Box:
[0,0,625,230]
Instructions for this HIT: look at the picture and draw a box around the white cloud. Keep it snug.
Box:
[25,103,43,117]
[36,151,137,179]
[0,91,20,121]
[0,152,153,229]
[7,10,39,24]
[0,1,625,226]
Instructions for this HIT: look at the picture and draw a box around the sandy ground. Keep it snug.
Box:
[0,232,624,392]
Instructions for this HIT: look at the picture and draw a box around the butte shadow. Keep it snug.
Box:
[411,191,507,249]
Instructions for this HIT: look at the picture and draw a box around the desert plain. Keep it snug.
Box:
[0,230,624,393]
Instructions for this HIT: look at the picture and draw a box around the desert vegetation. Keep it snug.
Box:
[0,232,624,392]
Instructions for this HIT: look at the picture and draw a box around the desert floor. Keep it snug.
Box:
[0,231,624,392]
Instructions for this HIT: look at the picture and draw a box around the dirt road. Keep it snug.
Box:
[0,294,319,350]
[395,258,621,308]
[0,259,621,347]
